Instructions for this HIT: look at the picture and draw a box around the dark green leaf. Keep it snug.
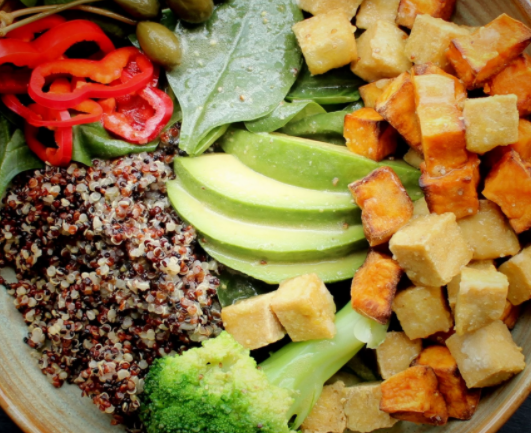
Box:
[44,0,74,4]
[128,33,141,49]
[20,0,38,6]
[167,0,303,156]
[217,271,275,308]
[160,8,177,30]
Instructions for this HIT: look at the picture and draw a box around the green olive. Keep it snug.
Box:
[137,21,182,69]
[166,0,214,24]
[113,0,160,19]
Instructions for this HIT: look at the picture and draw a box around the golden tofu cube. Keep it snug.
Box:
[404,147,424,169]
[298,0,363,18]
[301,381,346,433]
[327,371,362,387]
[464,95,519,154]
[344,108,398,161]
[454,267,509,335]
[293,10,357,76]
[351,20,411,82]
[221,292,285,350]
[413,196,430,216]
[376,331,422,380]
[355,0,400,30]
[499,246,531,306]
[405,15,472,70]
[446,320,526,388]
[359,79,392,108]
[396,0,457,29]
[389,213,473,287]
[349,167,414,247]
[501,300,521,330]
[271,273,336,341]
[343,383,398,432]
[458,199,520,260]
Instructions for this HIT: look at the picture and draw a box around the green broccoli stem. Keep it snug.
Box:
[259,303,369,429]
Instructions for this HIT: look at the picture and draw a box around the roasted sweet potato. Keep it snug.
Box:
[446,14,531,89]
[501,300,521,330]
[412,63,467,109]
[351,250,403,324]
[380,365,448,426]
[375,72,422,152]
[413,346,480,420]
[359,79,392,108]
[396,0,457,29]
[344,108,398,161]
[349,167,414,246]
[483,150,531,233]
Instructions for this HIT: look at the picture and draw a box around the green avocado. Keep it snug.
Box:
[220,127,422,199]
[175,153,360,228]
[167,178,367,262]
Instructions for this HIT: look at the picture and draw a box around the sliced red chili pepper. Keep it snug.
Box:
[0,67,30,94]
[8,16,66,42]
[29,47,154,110]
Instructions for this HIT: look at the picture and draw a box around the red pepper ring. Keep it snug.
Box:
[0,69,31,94]
[7,15,66,42]
[29,47,154,110]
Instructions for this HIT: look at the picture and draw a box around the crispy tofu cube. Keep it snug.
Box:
[454,267,509,335]
[393,286,453,339]
[412,63,468,109]
[420,154,480,220]
[413,346,481,420]
[405,15,472,70]
[413,196,430,216]
[483,150,531,233]
[485,54,531,117]
[301,381,346,433]
[446,14,531,89]
[356,0,400,30]
[404,147,424,169]
[271,273,336,341]
[359,79,392,108]
[375,72,422,152]
[327,371,362,387]
[464,95,519,154]
[298,0,363,18]
[351,20,411,82]
[293,10,357,76]
[343,383,398,432]
[351,250,402,324]
[499,246,531,306]
[344,108,398,161]
[380,365,448,425]
[427,329,456,345]
[349,167,414,246]
[458,199,520,260]
[389,213,473,287]
[446,320,526,388]
[501,300,521,330]
[221,292,285,350]
[396,0,457,29]
[376,332,422,380]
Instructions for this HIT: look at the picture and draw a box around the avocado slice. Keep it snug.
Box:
[167,178,366,262]
[175,153,360,228]
[220,127,422,198]
[201,240,368,284]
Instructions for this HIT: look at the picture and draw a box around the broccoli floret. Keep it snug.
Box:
[141,304,386,433]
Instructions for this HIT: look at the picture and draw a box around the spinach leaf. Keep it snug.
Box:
[218,270,275,308]
[244,100,325,133]
[167,0,303,156]
[287,65,364,105]
[20,0,38,6]
[0,117,43,198]
[160,8,177,30]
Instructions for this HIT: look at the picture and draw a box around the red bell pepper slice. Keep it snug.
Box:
[29,47,154,110]
[7,16,66,42]
[0,67,31,94]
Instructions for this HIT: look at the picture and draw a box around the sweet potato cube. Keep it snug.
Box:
[413,346,480,420]
[376,332,422,379]
[405,15,472,70]
[501,300,521,330]
[447,321,526,388]
[483,150,531,233]
[512,118,531,163]
[375,72,422,152]
[464,95,519,154]
[380,366,448,425]
[293,10,357,76]
[446,14,531,89]
[351,20,411,82]
[359,79,392,108]
[412,63,468,109]
[298,0,363,18]
[344,108,398,161]
[301,381,346,433]
[356,0,401,30]
[349,167,414,246]
[396,0,457,29]
[420,154,480,220]
[351,250,402,324]
[499,246,531,306]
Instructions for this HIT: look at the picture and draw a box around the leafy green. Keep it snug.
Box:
[167,0,303,156]
[287,65,364,105]
[217,271,274,308]
[20,0,38,6]
[44,0,75,4]
[160,8,177,30]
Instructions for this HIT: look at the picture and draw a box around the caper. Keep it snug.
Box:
[137,21,182,69]
[113,0,160,19]
[166,0,214,24]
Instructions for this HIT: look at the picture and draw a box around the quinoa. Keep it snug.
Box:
[0,143,222,427]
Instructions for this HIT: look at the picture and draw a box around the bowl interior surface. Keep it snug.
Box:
[2,1,531,433]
